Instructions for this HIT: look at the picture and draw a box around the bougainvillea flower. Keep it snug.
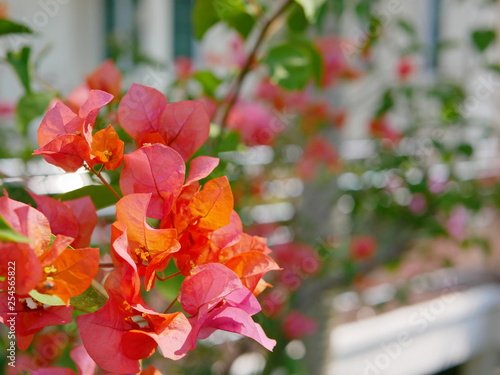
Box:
[86,59,122,99]
[35,240,99,305]
[77,293,190,374]
[120,144,186,219]
[209,210,243,252]
[175,56,194,81]
[167,177,235,274]
[33,134,92,173]
[255,78,310,113]
[282,310,318,340]
[297,136,341,180]
[397,55,414,81]
[260,288,288,318]
[0,100,14,119]
[30,331,69,369]
[0,195,51,294]
[65,84,91,114]
[37,90,113,146]
[30,344,95,375]
[272,242,320,276]
[350,235,377,260]
[0,194,99,304]
[115,194,180,290]
[224,252,280,294]
[0,242,42,296]
[369,116,402,144]
[33,90,113,172]
[186,176,233,231]
[409,193,427,215]
[117,83,210,160]
[32,369,75,375]
[90,125,124,170]
[140,366,164,375]
[0,3,8,19]
[446,205,467,240]
[227,102,284,146]
[185,156,219,186]
[28,192,97,248]
[314,36,361,87]
[179,263,276,351]
[272,242,320,290]
[219,233,271,261]
[0,293,73,350]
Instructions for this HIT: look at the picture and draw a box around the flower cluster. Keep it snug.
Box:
[0,80,279,373]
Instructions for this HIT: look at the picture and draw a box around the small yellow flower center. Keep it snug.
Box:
[44,265,57,275]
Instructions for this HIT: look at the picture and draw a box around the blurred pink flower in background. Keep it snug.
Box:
[409,193,427,215]
[350,235,377,261]
[314,36,361,88]
[369,116,402,145]
[397,55,414,81]
[175,56,194,81]
[227,102,283,146]
[0,101,14,120]
[428,176,447,194]
[282,310,318,340]
[446,206,467,240]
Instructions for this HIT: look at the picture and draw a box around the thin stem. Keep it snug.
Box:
[156,271,182,282]
[85,165,121,200]
[99,262,115,268]
[163,296,178,314]
[214,0,294,144]
[34,74,60,96]
[91,279,109,300]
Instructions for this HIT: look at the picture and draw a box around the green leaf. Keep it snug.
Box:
[0,214,30,243]
[355,0,371,21]
[15,92,53,135]
[332,0,345,16]
[58,185,119,210]
[471,29,496,52]
[287,4,309,33]
[70,284,107,311]
[456,143,474,157]
[294,0,328,23]
[6,46,32,93]
[374,89,394,117]
[397,19,416,37]
[226,11,256,39]
[146,217,161,229]
[218,130,240,152]
[488,64,500,73]
[192,0,246,39]
[29,290,66,306]
[0,19,33,36]
[266,42,316,90]
[193,71,222,98]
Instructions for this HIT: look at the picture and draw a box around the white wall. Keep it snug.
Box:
[0,0,104,100]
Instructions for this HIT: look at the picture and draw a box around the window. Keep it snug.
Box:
[173,0,194,58]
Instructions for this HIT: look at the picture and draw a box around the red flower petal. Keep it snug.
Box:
[160,101,210,161]
[118,84,167,142]
[120,144,185,219]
